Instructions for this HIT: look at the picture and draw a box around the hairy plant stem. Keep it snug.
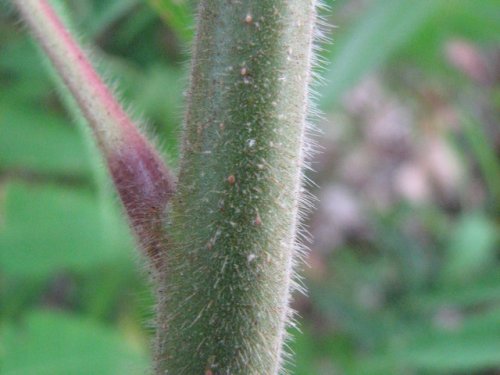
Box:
[157,1,317,373]
[15,0,317,372]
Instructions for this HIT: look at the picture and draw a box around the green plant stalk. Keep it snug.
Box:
[157,1,317,373]
[15,0,318,372]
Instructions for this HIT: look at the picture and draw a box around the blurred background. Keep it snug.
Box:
[0,0,499,373]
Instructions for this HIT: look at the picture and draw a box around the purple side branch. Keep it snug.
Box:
[109,135,175,270]
[14,0,176,270]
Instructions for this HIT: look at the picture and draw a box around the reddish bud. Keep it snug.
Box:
[108,132,175,270]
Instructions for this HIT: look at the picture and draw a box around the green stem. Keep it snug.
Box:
[157,1,317,373]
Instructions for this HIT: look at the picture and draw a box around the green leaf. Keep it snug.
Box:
[0,103,91,177]
[404,336,500,372]
[86,0,143,38]
[2,310,149,375]
[356,308,500,373]
[401,308,500,372]
[321,0,443,107]
[131,64,184,161]
[394,0,500,75]
[0,183,133,278]
[0,38,48,80]
[408,273,500,311]
[291,325,356,375]
[147,0,193,41]
[442,214,498,284]
[0,38,53,103]
[461,114,500,209]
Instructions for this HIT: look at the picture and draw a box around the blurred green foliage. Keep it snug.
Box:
[0,0,498,374]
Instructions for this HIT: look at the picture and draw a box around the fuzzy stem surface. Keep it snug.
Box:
[157,1,317,373]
